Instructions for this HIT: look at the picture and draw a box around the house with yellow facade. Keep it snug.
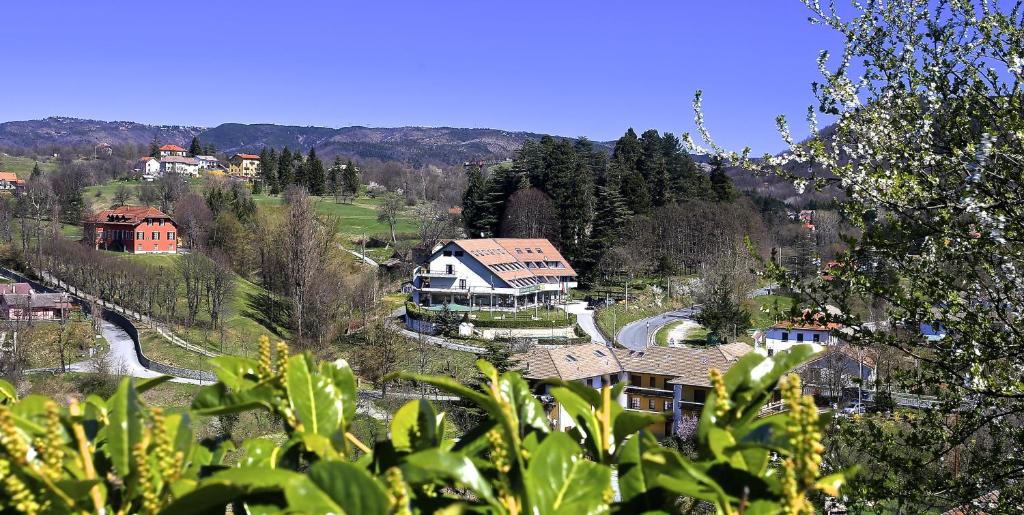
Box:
[228,153,261,179]
[517,342,752,439]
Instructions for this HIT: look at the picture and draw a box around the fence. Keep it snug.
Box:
[0,265,215,383]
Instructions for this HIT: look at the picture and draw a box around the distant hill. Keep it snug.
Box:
[0,117,601,167]
[0,117,203,151]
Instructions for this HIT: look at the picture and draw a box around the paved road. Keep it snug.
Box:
[617,305,702,351]
[561,301,606,345]
[344,248,380,268]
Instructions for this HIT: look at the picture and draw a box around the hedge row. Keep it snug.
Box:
[405,303,576,329]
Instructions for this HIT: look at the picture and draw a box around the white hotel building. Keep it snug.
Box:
[411,238,578,310]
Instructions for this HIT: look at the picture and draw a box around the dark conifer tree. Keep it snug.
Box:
[30,163,41,180]
[277,147,294,186]
[342,159,360,198]
[461,164,495,237]
[266,148,280,194]
[305,148,326,195]
[709,156,738,202]
[189,136,202,156]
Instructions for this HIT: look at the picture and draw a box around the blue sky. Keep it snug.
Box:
[0,1,843,153]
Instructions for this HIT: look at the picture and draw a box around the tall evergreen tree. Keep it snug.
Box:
[342,159,360,198]
[30,163,41,180]
[638,129,671,207]
[292,151,307,187]
[708,157,738,202]
[266,148,280,194]
[149,137,160,158]
[461,164,496,237]
[277,147,294,186]
[257,148,275,193]
[328,156,343,200]
[611,129,650,214]
[305,148,326,195]
[188,136,202,156]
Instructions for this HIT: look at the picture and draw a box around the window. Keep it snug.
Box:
[153,244,158,251]
[526,248,533,253]
[813,333,820,342]
[152,232,159,240]
[535,248,542,253]
[445,264,454,274]
[796,333,804,342]
[454,250,464,257]
[648,399,656,410]
[649,376,657,388]
[693,389,707,403]
[137,231,144,240]
[629,397,640,409]
[167,232,175,240]
[630,374,641,386]
[159,219,164,226]
[136,244,142,250]
[459,279,466,289]
[781,331,789,342]
[664,400,672,411]
[443,250,452,256]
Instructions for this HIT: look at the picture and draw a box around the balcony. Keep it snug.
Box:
[413,266,458,278]
[625,385,674,398]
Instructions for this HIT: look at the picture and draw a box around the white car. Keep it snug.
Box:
[841,403,866,415]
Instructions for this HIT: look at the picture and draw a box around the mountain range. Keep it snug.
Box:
[0,117,591,167]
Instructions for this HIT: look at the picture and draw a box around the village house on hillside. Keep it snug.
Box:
[517,342,753,438]
[411,238,577,311]
[0,172,26,194]
[158,144,188,158]
[159,155,200,177]
[762,313,843,355]
[133,156,161,177]
[83,205,178,254]
[195,155,222,171]
[0,283,73,321]
[228,153,261,179]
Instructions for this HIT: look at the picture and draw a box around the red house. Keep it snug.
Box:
[84,206,178,254]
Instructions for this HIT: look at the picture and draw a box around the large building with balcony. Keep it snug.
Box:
[411,238,577,311]
[517,342,752,439]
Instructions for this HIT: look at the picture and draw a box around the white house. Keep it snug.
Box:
[195,155,222,171]
[158,144,187,157]
[133,156,161,177]
[763,315,842,355]
[159,156,200,177]
[411,238,578,311]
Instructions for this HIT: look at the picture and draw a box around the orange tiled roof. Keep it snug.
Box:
[159,144,185,152]
[0,171,19,182]
[233,153,260,160]
[86,205,173,225]
[449,238,576,286]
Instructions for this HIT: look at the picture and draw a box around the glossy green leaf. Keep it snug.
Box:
[191,382,275,416]
[525,432,611,515]
[0,378,15,402]
[287,353,344,439]
[392,399,438,453]
[320,358,358,432]
[306,461,390,515]
[159,467,303,513]
[550,386,603,456]
[617,431,676,512]
[106,378,142,479]
[500,371,551,436]
[402,448,499,506]
[207,355,262,389]
[241,438,280,468]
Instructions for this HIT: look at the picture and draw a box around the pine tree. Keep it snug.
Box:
[461,164,494,237]
[266,148,280,194]
[611,129,650,214]
[342,159,360,199]
[328,156,343,201]
[582,184,629,276]
[149,137,160,158]
[189,136,202,156]
[709,156,738,202]
[30,163,42,180]
[258,148,275,193]
[305,148,326,195]
[638,129,671,207]
[292,151,307,187]
[277,147,294,186]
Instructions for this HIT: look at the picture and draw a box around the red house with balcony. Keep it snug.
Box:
[83,206,178,254]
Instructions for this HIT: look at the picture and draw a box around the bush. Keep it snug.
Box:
[0,340,849,513]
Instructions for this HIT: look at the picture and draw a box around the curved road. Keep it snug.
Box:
[617,305,702,351]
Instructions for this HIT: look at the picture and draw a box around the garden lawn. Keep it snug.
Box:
[0,154,58,176]
[744,294,796,330]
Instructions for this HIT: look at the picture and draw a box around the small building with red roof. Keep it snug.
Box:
[228,153,261,179]
[0,171,26,194]
[762,310,843,354]
[83,205,178,254]
[158,144,187,158]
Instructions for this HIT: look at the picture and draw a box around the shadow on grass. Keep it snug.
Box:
[242,291,292,338]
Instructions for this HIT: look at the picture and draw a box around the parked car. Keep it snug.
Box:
[840,403,866,415]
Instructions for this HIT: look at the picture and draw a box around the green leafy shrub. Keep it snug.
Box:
[0,338,849,513]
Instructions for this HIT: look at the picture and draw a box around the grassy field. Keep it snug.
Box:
[0,154,58,177]
[252,194,418,239]
[744,294,796,329]
[655,320,709,347]
[119,252,288,363]
[14,320,97,369]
